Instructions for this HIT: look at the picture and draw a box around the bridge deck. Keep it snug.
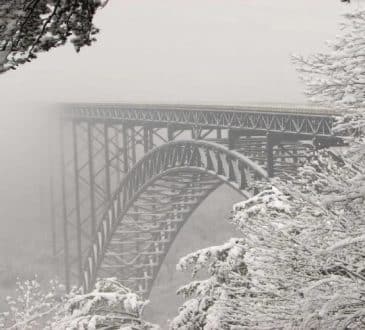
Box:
[61,102,340,115]
[60,103,340,137]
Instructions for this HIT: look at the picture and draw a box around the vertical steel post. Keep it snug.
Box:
[59,119,70,291]
[217,128,222,139]
[104,123,112,203]
[122,125,129,173]
[131,126,137,164]
[167,126,174,141]
[72,121,83,287]
[143,127,150,153]
[191,127,196,140]
[115,127,121,185]
[148,127,153,150]
[266,133,274,178]
[87,122,97,238]
[228,129,237,150]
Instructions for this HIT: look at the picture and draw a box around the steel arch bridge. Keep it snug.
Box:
[50,103,341,296]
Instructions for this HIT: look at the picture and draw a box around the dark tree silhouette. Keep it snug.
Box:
[0,0,108,73]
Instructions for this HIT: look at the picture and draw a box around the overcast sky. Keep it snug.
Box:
[0,1,357,212]
[0,0,354,107]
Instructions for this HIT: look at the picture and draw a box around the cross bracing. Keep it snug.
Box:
[51,103,342,295]
[61,103,339,138]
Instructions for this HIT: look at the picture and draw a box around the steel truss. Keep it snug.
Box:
[58,120,173,289]
[82,140,270,294]
[55,103,340,294]
[62,103,338,137]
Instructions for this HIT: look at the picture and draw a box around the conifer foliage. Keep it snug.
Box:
[292,9,365,109]
[0,0,107,73]
[172,7,365,329]
[172,148,365,329]
[171,239,248,329]
[0,278,64,329]
[51,278,158,330]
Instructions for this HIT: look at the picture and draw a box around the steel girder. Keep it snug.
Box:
[61,103,337,138]
[54,103,331,292]
[59,121,142,289]
[56,118,316,291]
[57,119,191,290]
[81,140,269,294]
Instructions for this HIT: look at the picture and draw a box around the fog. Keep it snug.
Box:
[0,0,352,325]
[0,0,346,105]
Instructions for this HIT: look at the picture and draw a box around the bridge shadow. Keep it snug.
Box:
[143,184,242,328]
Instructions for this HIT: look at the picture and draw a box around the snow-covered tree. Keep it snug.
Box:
[173,7,365,329]
[172,148,365,329]
[51,277,159,330]
[0,0,108,73]
[293,9,365,109]
[230,151,365,329]
[170,239,248,329]
[0,277,159,329]
[0,277,65,329]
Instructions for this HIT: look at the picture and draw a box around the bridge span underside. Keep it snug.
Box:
[52,103,340,295]
[98,170,222,296]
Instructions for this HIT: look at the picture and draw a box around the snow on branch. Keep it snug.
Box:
[0,0,106,73]
[172,239,248,329]
[0,277,65,329]
[51,278,158,330]
[293,8,365,137]
[172,6,365,329]
[173,144,365,328]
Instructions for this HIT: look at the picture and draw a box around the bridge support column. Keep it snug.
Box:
[130,127,137,164]
[59,119,70,292]
[167,126,175,141]
[191,126,202,140]
[87,123,97,238]
[104,124,112,206]
[72,121,83,288]
[122,125,129,172]
[228,129,241,149]
[217,128,222,139]
[143,127,153,153]
[266,133,275,178]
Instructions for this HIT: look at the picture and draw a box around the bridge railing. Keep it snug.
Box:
[59,103,338,138]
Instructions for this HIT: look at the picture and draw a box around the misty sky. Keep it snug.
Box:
[0,0,356,256]
[0,0,353,107]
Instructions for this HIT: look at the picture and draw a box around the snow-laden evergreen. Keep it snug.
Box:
[1,277,158,329]
[172,7,365,329]
[0,278,65,329]
[171,239,247,329]
[293,9,365,109]
[172,147,365,329]
[51,278,159,330]
[0,1,107,73]
[232,149,365,329]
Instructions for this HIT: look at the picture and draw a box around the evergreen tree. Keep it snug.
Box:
[173,7,365,329]
[51,278,159,330]
[0,0,108,73]
[293,10,365,109]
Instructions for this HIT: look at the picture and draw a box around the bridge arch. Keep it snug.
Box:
[82,140,268,295]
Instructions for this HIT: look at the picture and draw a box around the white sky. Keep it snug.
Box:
[0,0,353,107]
